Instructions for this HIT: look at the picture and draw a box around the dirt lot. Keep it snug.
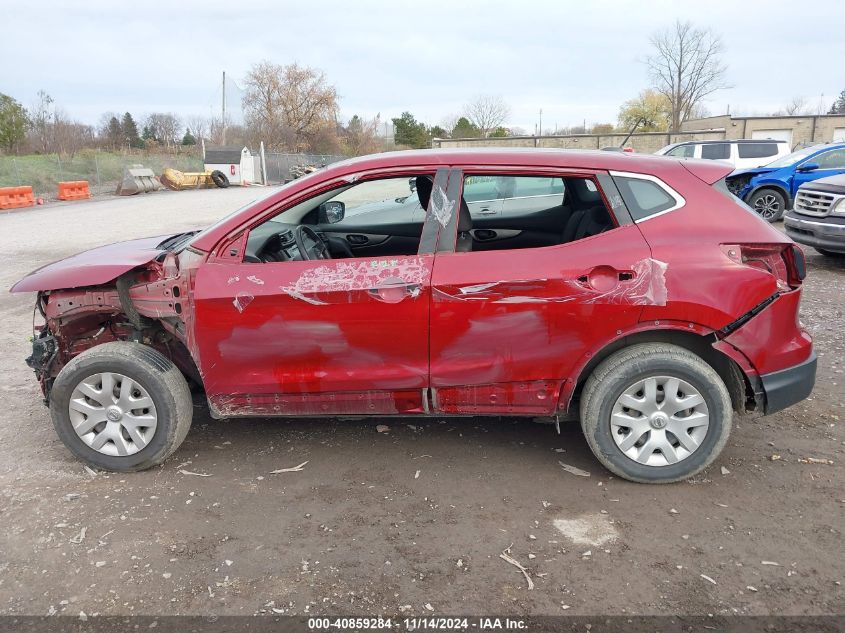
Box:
[0,190,842,620]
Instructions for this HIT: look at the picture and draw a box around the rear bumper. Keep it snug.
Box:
[784,211,845,253]
[759,350,817,414]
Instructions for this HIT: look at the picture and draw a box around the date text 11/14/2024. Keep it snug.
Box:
[307,617,527,630]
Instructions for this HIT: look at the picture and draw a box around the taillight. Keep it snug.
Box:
[721,243,804,290]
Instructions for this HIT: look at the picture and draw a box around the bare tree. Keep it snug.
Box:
[52,108,93,159]
[186,115,209,143]
[774,96,810,116]
[343,114,382,156]
[646,20,729,133]
[145,113,182,148]
[30,90,54,153]
[463,95,511,138]
[242,61,339,151]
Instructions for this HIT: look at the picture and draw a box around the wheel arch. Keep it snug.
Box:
[565,327,752,416]
[746,182,792,208]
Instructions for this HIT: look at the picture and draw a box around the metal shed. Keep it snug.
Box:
[203,145,256,185]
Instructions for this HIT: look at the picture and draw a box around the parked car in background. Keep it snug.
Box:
[11,149,815,483]
[656,139,790,169]
[784,174,845,257]
[726,143,845,221]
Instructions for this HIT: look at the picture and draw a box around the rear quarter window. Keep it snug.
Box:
[701,143,730,160]
[613,176,679,221]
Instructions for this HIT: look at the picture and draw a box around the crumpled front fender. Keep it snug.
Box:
[10,236,170,293]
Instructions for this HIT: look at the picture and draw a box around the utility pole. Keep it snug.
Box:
[222,71,227,145]
[539,108,542,137]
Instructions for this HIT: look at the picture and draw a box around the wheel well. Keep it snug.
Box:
[570,329,750,414]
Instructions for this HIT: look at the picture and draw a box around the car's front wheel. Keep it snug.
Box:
[580,343,732,483]
[747,188,786,222]
[49,342,192,472]
[816,248,845,258]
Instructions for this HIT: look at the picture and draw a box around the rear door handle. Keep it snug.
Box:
[367,281,422,303]
[477,207,497,215]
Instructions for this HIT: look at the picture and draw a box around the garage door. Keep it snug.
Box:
[834,127,845,142]
[751,129,793,146]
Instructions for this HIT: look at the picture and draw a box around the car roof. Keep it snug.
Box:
[321,147,692,176]
[673,139,786,146]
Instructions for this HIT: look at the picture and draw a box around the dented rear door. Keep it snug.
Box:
[190,169,450,417]
[429,168,656,416]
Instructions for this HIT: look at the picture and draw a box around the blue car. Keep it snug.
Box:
[725,142,845,222]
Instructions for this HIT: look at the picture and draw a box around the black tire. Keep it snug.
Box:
[49,342,192,472]
[580,343,732,484]
[747,188,786,222]
[211,170,230,188]
[816,248,845,258]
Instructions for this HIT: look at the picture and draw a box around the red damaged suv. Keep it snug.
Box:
[11,149,816,483]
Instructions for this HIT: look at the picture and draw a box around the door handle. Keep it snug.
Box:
[576,266,635,291]
[367,280,422,303]
[477,207,497,215]
[346,234,369,245]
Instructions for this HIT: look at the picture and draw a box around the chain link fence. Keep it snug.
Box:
[263,152,346,184]
[0,151,203,201]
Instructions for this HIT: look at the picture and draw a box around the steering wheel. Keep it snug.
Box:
[294,225,331,260]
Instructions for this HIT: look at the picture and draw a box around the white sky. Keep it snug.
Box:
[2,0,842,132]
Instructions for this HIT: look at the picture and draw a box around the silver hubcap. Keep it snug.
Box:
[753,194,780,219]
[68,372,157,456]
[610,376,709,467]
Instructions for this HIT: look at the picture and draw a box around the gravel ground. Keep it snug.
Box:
[0,190,842,619]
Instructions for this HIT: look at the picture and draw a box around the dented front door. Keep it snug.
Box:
[190,171,449,418]
[429,170,657,416]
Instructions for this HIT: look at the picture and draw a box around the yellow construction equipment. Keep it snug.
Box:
[160,168,230,191]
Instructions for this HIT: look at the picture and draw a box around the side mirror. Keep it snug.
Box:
[798,162,819,172]
[318,200,345,224]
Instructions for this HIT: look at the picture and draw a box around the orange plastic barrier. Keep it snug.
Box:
[0,186,35,211]
[58,180,92,201]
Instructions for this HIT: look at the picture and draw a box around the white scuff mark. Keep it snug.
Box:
[283,289,328,305]
[227,275,240,285]
[246,275,265,285]
[459,282,501,295]
[553,514,619,547]
[429,184,455,228]
[232,292,254,313]
[578,257,668,306]
[499,544,534,590]
[281,257,430,295]
[269,461,309,474]
[343,173,360,183]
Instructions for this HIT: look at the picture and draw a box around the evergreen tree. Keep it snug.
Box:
[181,128,197,145]
[122,112,142,148]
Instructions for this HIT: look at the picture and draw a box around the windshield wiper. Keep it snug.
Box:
[157,231,200,251]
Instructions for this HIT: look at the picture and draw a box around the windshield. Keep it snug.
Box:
[765,146,819,169]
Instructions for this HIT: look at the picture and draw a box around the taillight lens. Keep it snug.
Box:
[721,243,805,290]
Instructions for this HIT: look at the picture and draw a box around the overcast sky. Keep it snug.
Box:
[3,0,843,134]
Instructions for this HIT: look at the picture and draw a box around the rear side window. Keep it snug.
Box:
[701,143,730,160]
[613,176,679,221]
[737,142,778,159]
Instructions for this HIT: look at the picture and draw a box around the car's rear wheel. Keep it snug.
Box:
[49,342,192,472]
[580,343,732,483]
[747,188,786,222]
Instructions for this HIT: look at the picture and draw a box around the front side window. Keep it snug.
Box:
[813,149,845,169]
[667,144,695,158]
[701,143,730,160]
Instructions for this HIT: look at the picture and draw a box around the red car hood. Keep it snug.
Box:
[10,235,171,293]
